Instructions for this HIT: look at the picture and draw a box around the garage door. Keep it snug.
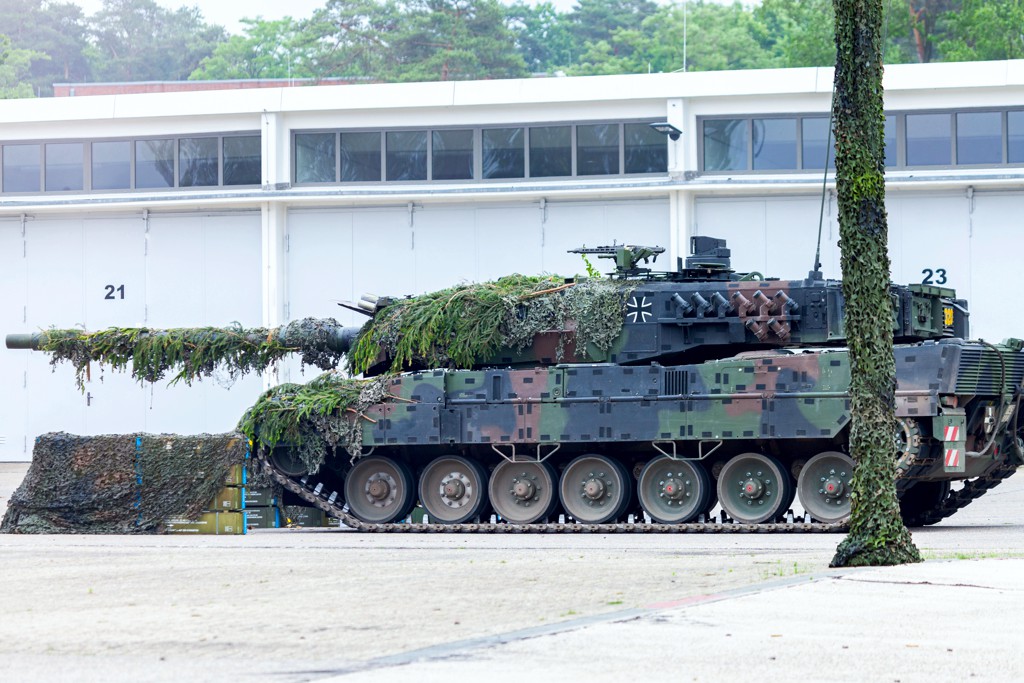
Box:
[1,211,261,459]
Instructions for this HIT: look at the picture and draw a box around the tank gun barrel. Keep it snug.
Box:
[6,325,362,354]
[5,332,41,350]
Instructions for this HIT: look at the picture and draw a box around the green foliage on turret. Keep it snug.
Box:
[829,0,921,568]
[347,275,633,375]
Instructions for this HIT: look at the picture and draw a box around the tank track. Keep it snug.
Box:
[258,453,845,533]
[259,451,1018,533]
[900,461,1020,527]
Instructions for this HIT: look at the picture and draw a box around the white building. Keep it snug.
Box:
[2,60,1022,461]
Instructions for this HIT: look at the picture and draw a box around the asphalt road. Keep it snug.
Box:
[1,462,1022,682]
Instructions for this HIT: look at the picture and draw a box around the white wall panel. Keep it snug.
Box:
[81,217,147,435]
[24,219,88,441]
[143,213,263,435]
[694,196,838,279]
[888,193,969,300]
[0,221,28,460]
[413,208,478,292]
[967,192,1024,342]
[475,206,543,279]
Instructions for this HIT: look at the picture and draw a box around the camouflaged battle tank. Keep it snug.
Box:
[8,238,1024,531]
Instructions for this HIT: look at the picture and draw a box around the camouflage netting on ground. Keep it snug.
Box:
[347,275,633,374]
[0,432,247,534]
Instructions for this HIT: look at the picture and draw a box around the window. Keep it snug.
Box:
[703,119,747,171]
[483,127,524,179]
[906,113,951,166]
[577,123,619,175]
[386,131,427,181]
[223,136,261,185]
[753,118,797,170]
[45,143,83,191]
[179,137,218,187]
[295,133,335,183]
[340,132,381,182]
[801,117,833,170]
[529,126,571,177]
[1010,111,1024,163]
[92,141,130,190]
[957,112,1001,165]
[431,129,473,180]
[624,123,666,174]
[884,115,897,167]
[3,144,40,192]
[136,139,174,188]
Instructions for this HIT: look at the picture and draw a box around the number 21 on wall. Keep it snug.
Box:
[104,284,125,300]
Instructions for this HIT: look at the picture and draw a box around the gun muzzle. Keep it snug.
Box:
[6,333,43,350]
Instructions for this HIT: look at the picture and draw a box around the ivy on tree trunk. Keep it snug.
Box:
[830,0,921,567]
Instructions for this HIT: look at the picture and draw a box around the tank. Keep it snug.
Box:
[7,237,1022,531]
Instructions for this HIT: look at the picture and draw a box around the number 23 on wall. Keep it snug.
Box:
[921,268,947,286]
[104,284,125,300]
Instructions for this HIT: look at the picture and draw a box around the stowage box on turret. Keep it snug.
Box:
[8,237,1021,531]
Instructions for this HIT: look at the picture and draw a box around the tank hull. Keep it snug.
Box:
[263,338,1023,529]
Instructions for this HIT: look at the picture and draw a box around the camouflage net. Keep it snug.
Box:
[347,275,633,375]
[0,432,247,534]
[38,317,345,390]
[829,0,921,567]
[239,372,392,474]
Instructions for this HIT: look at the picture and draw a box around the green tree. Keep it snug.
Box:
[830,0,921,568]
[567,0,658,58]
[299,0,396,80]
[383,0,528,81]
[505,1,573,73]
[89,0,225,81]
[938,0,1024,61]
[0,0,91,96]
[0,34,43,98]
[569,2,776,76]
[191,18,313,80]
[755,0,836,67]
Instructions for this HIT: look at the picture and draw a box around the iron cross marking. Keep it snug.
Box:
[626,295,652,323]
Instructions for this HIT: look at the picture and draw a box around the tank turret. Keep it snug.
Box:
[5,236,969,381]
[346,235,969,376]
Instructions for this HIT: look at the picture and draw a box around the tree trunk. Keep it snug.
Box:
[830,0,921,568]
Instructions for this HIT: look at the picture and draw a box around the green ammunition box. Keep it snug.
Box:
[223,464,247,486]
[165,512,247,535]
[209,486,245,511]
[284,506,325,527]
[244,487,277,507]
[244,506,282,529]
